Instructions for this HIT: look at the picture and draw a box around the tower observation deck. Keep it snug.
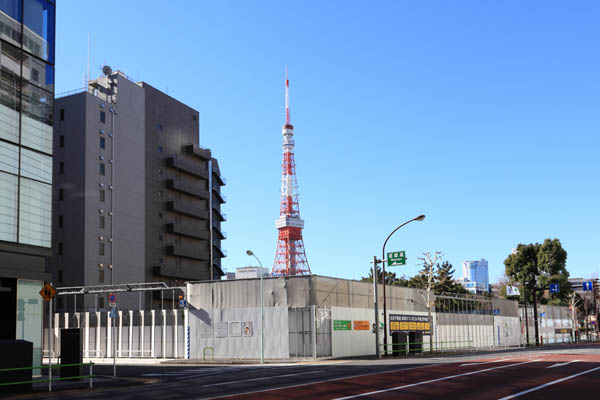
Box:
[272,70,311,276]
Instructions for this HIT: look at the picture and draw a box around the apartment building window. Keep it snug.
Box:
[58,215,63,228]
[59,135,64,147]
[99,215,105,229]
[100,163,105,176]
[58,242,63,255]
[98,298,104,308]
[58,188,64,200]
[99,243,105,256]
[100,110,105,123]
[99,189,105,202]
[100,137,105,149]
[99,270,105,283]
[59,161,64,174]
[60,109,64,121]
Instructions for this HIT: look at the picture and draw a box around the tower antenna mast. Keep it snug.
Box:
[273,68,311,276]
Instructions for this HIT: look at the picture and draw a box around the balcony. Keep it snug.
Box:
[212,170,226,186]
[166,222,209,240]
[213,246,227,258]
[167,156,209,179]
[183,144,211,160]
[212,188,226,203]
[212,224,227,240]
[212,206,227,222]
[167,178,209,199]
[166,200,209,219]
[166,245,209,261]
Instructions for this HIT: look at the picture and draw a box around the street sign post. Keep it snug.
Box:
[387,251,406,266]
[549,283,559,294]
[108,293,117,308]
[583,281,594,291]
[39,283,56,302]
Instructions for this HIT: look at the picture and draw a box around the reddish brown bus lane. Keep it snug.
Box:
[220,352,600,400]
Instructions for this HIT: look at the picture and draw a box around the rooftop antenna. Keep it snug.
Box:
[87,33,90,86]
[102,65,112,76]
[285,65,290,125]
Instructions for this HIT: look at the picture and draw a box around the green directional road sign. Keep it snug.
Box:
[333,320,352,331]
[387,251,406,266]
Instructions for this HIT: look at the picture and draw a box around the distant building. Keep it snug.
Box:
[459,259,489,294]
[234,266,270,280]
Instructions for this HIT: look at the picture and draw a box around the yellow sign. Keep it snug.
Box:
[389,314,432,334]
[399,322,409,330]
[390,321,400,331]
[39,283,56,302]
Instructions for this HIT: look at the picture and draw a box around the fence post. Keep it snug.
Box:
[89,362,93,388]
[312,305,317,359]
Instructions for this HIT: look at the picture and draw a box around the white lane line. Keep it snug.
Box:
[498,365,600,399]
[197,363,441,400]
[546,360,580,369]
[461,358,513,367]
[201,369,325,387]
[332,359,541,400]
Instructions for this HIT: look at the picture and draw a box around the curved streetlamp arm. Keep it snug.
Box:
[382,215,426,262]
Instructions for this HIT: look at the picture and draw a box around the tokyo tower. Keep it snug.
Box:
[272,69,311,276]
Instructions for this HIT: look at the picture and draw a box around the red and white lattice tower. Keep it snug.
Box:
[272,69,311,276]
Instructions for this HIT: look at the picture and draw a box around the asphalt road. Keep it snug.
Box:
[4,344,600,400]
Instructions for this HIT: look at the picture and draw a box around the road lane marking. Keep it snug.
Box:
[197,363,441,400]
[201,369,325,386]
[545,360,580,369]
[498,365,600,399]
[332,359,541,400]
[461,358,513,367]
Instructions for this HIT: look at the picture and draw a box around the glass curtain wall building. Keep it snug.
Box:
[0,0,55,369]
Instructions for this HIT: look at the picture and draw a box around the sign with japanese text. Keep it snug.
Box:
[389,314,432,334]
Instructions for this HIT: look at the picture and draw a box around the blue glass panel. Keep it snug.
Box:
[23,0,55,64]
[0,0,22,22]
[0,0,23,46]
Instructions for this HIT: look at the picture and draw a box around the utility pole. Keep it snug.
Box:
[523,286,530,346]
[372,256,381,359]
[532,284,540,346]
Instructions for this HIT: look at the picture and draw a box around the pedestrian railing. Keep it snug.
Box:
[0,362,94,392]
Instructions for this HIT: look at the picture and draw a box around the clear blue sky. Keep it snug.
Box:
[56,1,600,283]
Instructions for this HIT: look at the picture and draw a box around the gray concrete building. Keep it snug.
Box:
[50,69,225,310]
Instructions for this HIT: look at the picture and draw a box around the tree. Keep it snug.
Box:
[435,261,469,295]
[361,265,409,286]
[504,238,570,305]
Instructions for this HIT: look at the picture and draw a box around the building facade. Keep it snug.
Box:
[50,69,225,310]
[460,259,489,294]
[0,0,55,367]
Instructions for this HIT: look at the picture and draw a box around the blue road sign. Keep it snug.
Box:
[583,281,593,291]
[109,309,117,318]
[549,283,559,293]
[540,312,546,317]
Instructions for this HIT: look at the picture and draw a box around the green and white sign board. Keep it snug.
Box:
[333,320,352,331]
[387,251,406,266]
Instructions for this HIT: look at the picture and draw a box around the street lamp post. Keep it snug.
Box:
[381,214,425,356]
[246,250,265,364]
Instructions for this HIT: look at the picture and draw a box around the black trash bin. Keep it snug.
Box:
[60,328,82,380]
[0,340,33,392]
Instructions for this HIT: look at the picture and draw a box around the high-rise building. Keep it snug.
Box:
[50,69,226,310]
[460,259,489,294]
[0,0,55,365]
